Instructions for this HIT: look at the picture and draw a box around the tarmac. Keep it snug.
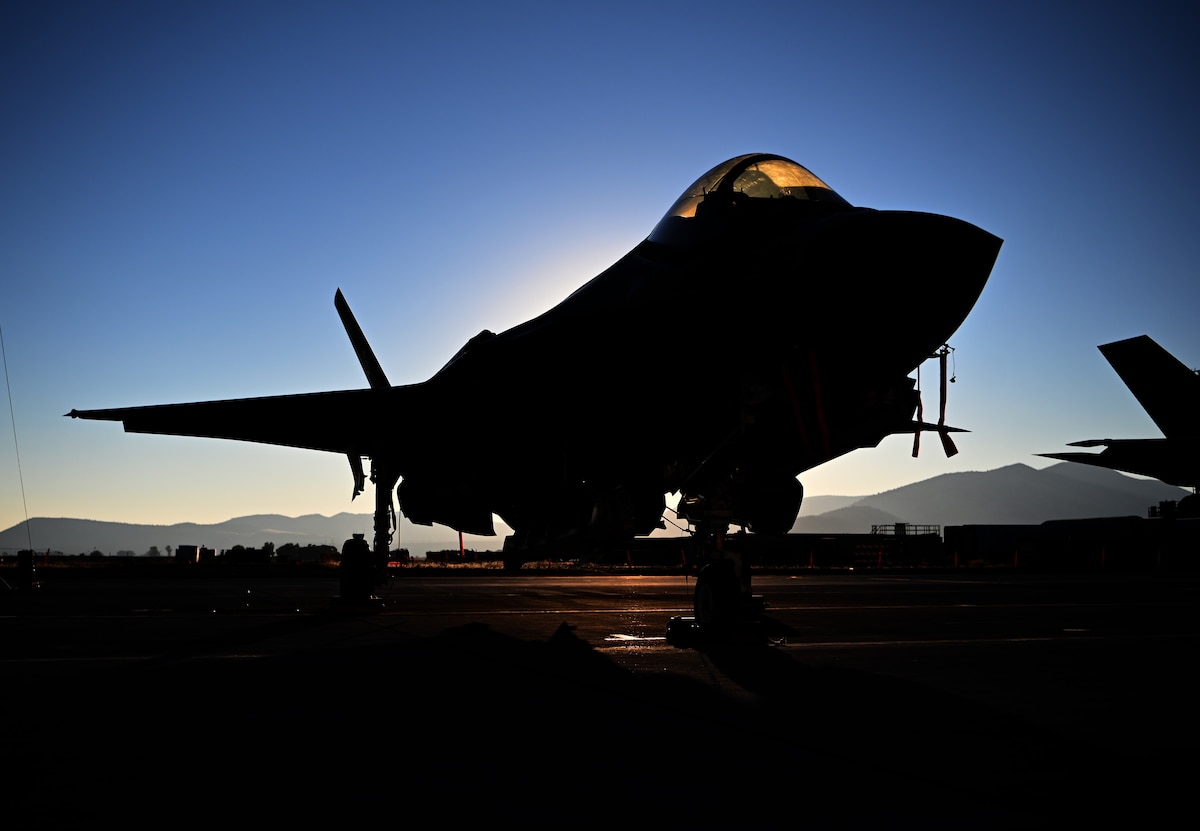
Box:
[2,564,1197,829]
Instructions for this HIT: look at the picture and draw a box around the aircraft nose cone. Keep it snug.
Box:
[798,210,1001,362]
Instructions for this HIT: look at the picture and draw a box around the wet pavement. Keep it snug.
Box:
[3,567,1197,828]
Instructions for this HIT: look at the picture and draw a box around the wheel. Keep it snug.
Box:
[694,561,737,627]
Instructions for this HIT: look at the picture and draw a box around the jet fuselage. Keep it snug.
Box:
[71,153,1002,557]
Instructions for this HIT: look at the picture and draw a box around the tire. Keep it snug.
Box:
[694,562,737,627]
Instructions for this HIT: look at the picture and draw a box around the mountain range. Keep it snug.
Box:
[1,463,1188,557]
[0,512,478,559]
[791,462,1188,533]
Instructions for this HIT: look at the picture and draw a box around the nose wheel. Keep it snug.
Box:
[694,559,740,627]
[667,523,764,647]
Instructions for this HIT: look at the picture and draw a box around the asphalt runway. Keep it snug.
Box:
[3,567,1197,828]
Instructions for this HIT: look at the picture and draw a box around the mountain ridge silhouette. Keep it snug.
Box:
[791,462,1188,533]
[0,512,496,558]
[2,463,1188,554]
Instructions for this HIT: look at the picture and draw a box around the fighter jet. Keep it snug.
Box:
[1040,335,1200,513]
[70,153,1001,626]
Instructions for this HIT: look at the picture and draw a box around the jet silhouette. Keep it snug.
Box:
[1040,335,1200,515]
[70,153,1001,626]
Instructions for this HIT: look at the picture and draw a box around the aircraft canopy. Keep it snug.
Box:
[649,154,848,245]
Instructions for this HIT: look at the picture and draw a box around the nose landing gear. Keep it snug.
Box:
[667,522,765,647]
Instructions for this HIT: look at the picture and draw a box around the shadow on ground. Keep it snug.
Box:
[5,618,1168,829]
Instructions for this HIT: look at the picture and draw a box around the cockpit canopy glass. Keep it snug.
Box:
[649,154,849,245]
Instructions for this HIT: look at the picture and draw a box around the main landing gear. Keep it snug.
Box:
[666,522,765,647]
[336,458,396,608]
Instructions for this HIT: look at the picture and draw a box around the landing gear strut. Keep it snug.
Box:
[667,522,764,646]
[338,458,397,606]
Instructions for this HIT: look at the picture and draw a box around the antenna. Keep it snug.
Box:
[2,324,34,553]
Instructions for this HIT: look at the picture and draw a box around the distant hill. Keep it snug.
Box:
[0,513,502,558]
[3,463,1190,555]
[797,494,862,516]
[791,463,1189,533]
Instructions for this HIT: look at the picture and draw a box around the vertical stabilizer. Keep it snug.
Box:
[335,289,391,390]
[1099,336,1200,439]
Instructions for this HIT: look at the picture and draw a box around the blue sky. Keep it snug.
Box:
[2,1,1197,540]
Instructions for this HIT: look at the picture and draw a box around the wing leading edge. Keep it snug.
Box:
[68,387,401,457]
[69,288,420,458]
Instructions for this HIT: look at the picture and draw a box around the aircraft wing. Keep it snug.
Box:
[1039,336,1200,489]
[1099,335,1200,439]
[67,388,397,456]
[1039,438,1200,488]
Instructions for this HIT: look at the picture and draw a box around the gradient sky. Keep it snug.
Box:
[3,1,1198,543]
